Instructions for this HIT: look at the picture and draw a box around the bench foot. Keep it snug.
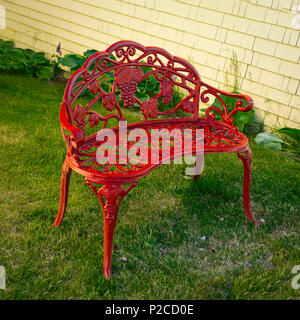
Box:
[53,160,72,227]
[193,174,201,181]
[237,149,260,226]
[85,180,137,279]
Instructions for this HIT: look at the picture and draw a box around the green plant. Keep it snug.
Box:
[255,132,286,150]
[277,127,300,154]
[243,114,265,138]
[0,39,55,80]
[0,39,184,112]
[58,53,86,74]
[255,127,300,154]
[57,49,100,74]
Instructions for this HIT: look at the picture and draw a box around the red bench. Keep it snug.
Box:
[53,41,259,279]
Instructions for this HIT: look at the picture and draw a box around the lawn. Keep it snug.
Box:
[0,73,299,300]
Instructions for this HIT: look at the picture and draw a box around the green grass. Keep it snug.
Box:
[0,73,299,300]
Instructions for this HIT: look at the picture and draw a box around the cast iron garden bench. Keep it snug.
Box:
[53,41,259,279]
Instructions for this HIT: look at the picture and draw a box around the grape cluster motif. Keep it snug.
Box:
[115,66,143,109]
[160,78,174,105]
[118,81,138,108]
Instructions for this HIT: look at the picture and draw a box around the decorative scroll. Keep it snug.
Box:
[200,83,253,126]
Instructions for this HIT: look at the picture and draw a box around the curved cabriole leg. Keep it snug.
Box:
[86,180,137,279]
[52,160,72,227]
[237,148,260,226]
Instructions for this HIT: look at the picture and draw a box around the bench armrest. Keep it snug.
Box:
[60,102,85,149]
[200,82,253,126]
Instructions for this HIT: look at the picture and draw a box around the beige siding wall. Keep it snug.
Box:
[0,0,300,129]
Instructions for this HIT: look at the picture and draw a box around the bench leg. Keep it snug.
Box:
[52,160,72,227]
[237,149,260,226]
[193,174,201,181]
[85,180,137,279]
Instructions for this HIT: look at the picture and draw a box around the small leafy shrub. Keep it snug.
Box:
[277,127,300,154]
[0,39,56,80]
[255,132,286,150]
[58,52,88,74]
[255,127,300,154]
[0,40,185,113]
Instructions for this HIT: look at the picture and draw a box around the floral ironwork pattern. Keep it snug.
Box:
[73,120,244,177]
[62,41,251,154]
[62,41,201,146]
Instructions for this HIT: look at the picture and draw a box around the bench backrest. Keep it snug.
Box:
[63,41,201,140]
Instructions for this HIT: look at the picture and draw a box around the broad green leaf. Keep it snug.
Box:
[79,87,88,97]
[0,55,11,69]
[10,61,24,70]
[141,65,153,74]
[83,49,98,59]
[59,54,86,69]
[100,82,110,93]
[0,40,15,49]
[22,57,36,68]
[36,66,53,80]
[24,49,35,56]
[108,53,116,61]
[70,67,80,74]
[135,91,149,102]
[7,48,25,61]
[137,86,146,94]
[255,132,284,150]
[277,127,300,142]
[235,109,254,132]
[106,71,115,80]
[33,52,49,65]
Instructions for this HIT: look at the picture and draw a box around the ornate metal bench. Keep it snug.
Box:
[53,41,259,279]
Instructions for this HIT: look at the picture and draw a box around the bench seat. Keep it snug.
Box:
[67,119,248,183]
